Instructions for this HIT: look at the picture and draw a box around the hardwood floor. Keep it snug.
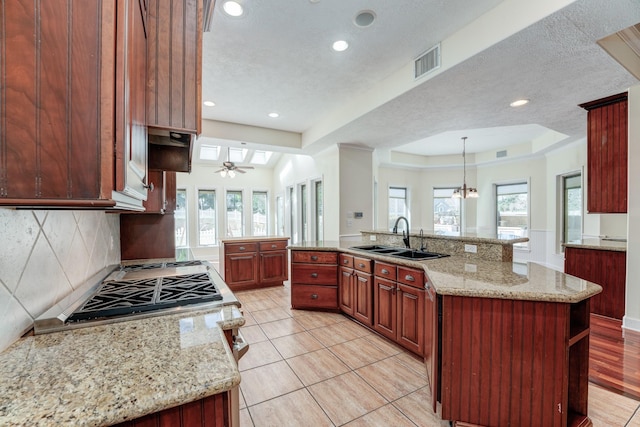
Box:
[590,314,640,400]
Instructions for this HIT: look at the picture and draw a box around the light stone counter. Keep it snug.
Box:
[0,305,244,426]
[288,241,601,303]
[564,238,627,252]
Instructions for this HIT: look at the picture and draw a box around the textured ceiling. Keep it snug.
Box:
[201,0,640,164]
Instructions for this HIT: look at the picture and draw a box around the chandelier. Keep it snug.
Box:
[452,137,478,199]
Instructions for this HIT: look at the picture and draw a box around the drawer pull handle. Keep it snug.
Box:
[311,256,318,261]
[271,244,277,248]
[344,259,349,264]
[311,273,318,278]
[311,294,318,299]
[358,263,365,268]
[381,268,389,275]
[239,246,246,251]
[405,274,415,282]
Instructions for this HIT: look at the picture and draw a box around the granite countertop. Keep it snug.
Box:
[361,229,529,245]
[564,238,627,252]
[0,305,244,426]
[288,241,601,303]
[219,235,289,243]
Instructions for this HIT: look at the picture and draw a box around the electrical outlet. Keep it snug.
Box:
[464,263,477,273]
[464,244,477,253]
[370,235,377,241]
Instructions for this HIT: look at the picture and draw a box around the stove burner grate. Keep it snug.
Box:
[67,272,222,322]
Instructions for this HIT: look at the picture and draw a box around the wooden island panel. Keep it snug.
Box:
[440,296,591,427]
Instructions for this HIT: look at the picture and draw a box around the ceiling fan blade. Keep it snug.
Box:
[235,168,246,173]
[238,166,255,169]
[214,168,226,173]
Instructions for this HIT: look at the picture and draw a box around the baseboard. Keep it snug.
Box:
[622,315,640,333]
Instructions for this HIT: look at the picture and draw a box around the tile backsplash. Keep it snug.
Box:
[0,209,120,352]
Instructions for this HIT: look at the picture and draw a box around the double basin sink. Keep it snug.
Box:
[350,245,449,260]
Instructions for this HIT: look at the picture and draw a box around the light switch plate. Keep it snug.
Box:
[370,235,377,241]
[464,244,477,253]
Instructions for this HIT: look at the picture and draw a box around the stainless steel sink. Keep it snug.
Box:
[350,245,449,260]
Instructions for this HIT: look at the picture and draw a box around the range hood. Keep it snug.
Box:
[148,128,194,172]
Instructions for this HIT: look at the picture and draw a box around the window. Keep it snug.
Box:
[250,150,272,165]
[388,187,408,231]
[228,147,248,163]
[314,180,323,241]
[496,182,529,248]
[433,188,461,236]
[288,186,296,242]
[562,173,582,247]
[301,184,308,242]
[226,191,243,237]
[199,145,220,161]
[175,189,188,247]
[197,190,216,246]
[252,191,268,236]
[276,196,284,236]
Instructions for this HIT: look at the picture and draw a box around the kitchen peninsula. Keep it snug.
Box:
[289,236,602,427]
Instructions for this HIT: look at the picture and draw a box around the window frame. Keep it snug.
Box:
[494,181,530,249]
[196,188,217,247]
[225,189,244,237]
[251,190,269,236]
[175,188,188,248]
[559,171,583,252]
[432,187,462,236]
[388,186,408,231]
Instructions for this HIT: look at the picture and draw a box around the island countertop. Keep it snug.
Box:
[0,305,244,427]
[288,241,601,303]
[564,238,627,252]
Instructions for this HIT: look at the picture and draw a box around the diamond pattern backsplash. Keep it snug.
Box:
[0,209,120,352]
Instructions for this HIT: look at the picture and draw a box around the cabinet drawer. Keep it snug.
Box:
[259,240,288,251]
[340,254,354,268]
[291,284,338,309]
[354,257,372,274]
[225,242,258,254]
[397,266,425,288]
[375,261,397,280]
[292,251,338,264]
[292,265,338,285]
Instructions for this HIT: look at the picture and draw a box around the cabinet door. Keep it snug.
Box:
[225,253,258,288]
[260,250,287,285]
[147,0,202,133]
[397,284,425,356]
[114,0,148,207]
[339,267,355,316]
[0,1,115,207]
[353,272,373,327]
[374,277,396,341]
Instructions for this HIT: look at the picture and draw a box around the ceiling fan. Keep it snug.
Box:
[214,147,254,178]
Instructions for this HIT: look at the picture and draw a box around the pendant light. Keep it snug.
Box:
[452,137,479,199]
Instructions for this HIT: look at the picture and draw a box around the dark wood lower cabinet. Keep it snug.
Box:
[564,247,626,319]
[221,238,289,291]
[112,391,229,427]
[440,296,591,427]
[373,276,397,341]
[397,284,424,356]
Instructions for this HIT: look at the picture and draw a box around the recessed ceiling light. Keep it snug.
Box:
[332,40,349,52]
[203,101,215,107]
[223,1,243,17]
[268,112,279,118]
[510,99,530,107]
[354,10,376,27]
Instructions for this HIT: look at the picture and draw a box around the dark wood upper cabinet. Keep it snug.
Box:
[0,0,148,210]
[579,93,628,213]
[146,0,204,134]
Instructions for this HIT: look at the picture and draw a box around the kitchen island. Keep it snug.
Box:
[0,304,245,426]
[289,240,602,427]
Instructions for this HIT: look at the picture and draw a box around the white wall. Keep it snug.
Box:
[176,164,274,247]
[339,145,374,237]
[0,210,120,352]
[625,84,640,332]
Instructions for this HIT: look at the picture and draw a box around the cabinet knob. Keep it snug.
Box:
[405,275,415,282]
[311,273,318,278]
[381,268,389,275]
[271,244,277,248]
[343,259,349,264]
[358,263,365,268]
[311,256,318,261]
[239,246,246,251]
[311,294,318,299]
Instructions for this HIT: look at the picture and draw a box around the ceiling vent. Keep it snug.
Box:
[496,150,507,158]
[414,44,441,79]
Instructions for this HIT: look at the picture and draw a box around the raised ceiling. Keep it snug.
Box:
[201,0,640,166]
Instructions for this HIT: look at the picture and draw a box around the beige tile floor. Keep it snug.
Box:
[234,285,640,427]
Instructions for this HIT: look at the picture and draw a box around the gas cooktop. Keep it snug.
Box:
[67,272,222,322]
[34,260,236,334]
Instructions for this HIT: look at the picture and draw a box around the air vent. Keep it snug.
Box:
[496,150,507,158]
[414,44,441,79]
